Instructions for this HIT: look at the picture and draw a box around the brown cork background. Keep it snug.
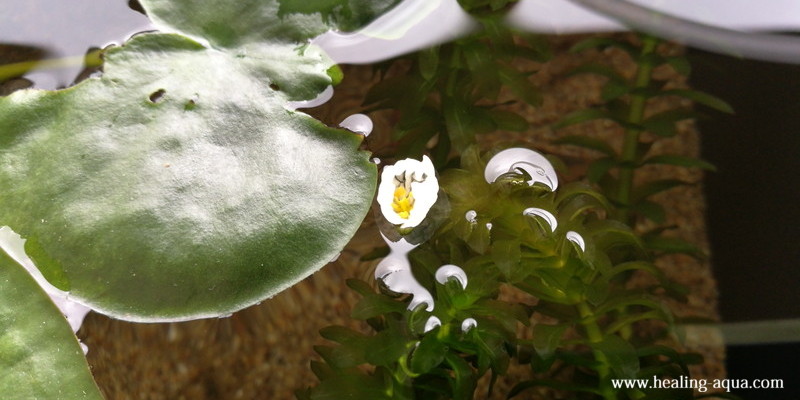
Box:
[78,34,724,399]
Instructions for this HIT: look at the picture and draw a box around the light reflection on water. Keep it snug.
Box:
[0,0,151,89]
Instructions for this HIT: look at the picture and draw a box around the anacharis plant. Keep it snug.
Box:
[301,147,702,399]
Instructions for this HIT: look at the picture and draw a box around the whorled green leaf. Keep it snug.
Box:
[641,108,701,137]
[410,332,447,374]
[444,352,476,399]
[664,56,691,76]
[642,154,716,171]
[531,323,567,358]
[0,251,103,399]
[418,46,440,81]
[587,156,617,183]
[630,200,667,224]
[552,133,617,157]
[643,236,707,260]
[592,335,639,379]
[0,1,378,321]
[660,89,734,114]
[632,179,690,203]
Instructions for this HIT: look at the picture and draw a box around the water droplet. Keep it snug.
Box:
[424,316,442,333]
[311,0,479,64]
[566,231,586,252]
[461,318,477,332]
[465,210,477,224]
[375,233,434,311]
[371,157,381,164]
[287,85,334,109]
[485,222,493,231]
[339,113,373,136]
[523,207,557,232]
[484,148,558,191]
[435,264,468,289]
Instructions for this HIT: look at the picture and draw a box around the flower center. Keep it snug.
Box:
[392,186,415,219]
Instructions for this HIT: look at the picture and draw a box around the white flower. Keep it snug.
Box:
[484,148,558,191]
[377,155,439,229]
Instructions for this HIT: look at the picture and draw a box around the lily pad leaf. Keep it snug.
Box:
[0,26,376,319]
[0,250,103,399]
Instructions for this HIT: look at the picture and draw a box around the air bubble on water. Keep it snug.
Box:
[287,85,334,110]
[435,264,468,289]
[461,318,477,333]
[484,148,558,191]
[375,233,434,311]
[486,222,493,231]
[566,231,586,252]
[371,157,381,164]
[523,207,557,232]
[339,113,373,136]
[424,316,442,333]
[465,210,477,224]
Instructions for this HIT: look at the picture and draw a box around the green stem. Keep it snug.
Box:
[616,36,659,224]
[0,50,102,82]
[577,302,616,400]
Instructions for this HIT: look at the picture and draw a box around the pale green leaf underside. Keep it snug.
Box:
[0,252,103,399]
[0,3,377,321]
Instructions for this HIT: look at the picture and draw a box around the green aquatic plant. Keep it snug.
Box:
[302,147,702,399]
[554,35,732,253]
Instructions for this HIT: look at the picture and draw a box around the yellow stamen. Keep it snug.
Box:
[392,186,415,219]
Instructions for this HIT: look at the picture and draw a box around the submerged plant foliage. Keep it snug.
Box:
[302,147,700,399]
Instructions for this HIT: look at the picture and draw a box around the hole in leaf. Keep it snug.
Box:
[149,89,166,103]
[185,94,199,110]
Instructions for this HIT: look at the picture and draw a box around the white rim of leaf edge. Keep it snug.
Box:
[523,208,558,233]
[0,226,91,334]
[310,0,479,64]
[484,148,558,191]
[566,230,586,251]
[376,155,439,229]
[435,264,468,289]
[505,0,800,34]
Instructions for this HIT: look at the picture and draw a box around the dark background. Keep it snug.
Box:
[689,47,800,400]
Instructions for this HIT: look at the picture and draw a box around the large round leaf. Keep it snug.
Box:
[0,3,378,321]
[0,251,102,399]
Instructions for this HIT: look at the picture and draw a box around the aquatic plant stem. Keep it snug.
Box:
[0,50,102,82]
[577,302,616,400]
[617,36,658,224]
